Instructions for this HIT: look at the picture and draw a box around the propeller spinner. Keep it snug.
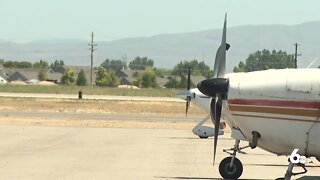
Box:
[197,14,229,165]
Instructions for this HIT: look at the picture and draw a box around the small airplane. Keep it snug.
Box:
[176,68,224,139]
[195,14,320,180]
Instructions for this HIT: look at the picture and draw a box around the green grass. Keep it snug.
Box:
[0,85,184,97]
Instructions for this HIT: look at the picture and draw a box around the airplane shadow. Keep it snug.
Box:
[247,163,320,168]
[297,176,320,180]
[165,137,233,140]
[156,176,320,180]
[155,176,270,180]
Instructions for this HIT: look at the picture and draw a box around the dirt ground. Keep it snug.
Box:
[0,97,208,129]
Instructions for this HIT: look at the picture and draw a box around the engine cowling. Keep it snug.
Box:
[197,78,229,98]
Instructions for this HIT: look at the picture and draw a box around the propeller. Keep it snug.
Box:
[197,14,229,165]
[185,66,191,116]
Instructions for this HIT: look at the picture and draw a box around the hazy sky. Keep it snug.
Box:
[1,0,320,42]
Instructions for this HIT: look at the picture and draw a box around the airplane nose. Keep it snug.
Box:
[197,82,201,89]
[197,78,229,97]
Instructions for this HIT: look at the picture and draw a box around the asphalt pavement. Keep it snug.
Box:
[0,125,318,180]
[0,92,184,102]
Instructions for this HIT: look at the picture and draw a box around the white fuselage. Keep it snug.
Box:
[189,88,211,113]
[222,69,320,158]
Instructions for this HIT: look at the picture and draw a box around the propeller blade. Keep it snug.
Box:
[197,14,228,166]
[213,95,222,165]
[187,66,191,90]
[210,98,215,124]
[186,96,191,116]
[213,13,227,78]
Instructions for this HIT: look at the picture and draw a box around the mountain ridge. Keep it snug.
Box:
[1,21,320,72]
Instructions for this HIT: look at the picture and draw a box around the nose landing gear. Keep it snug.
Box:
[219,140,249,179]
[219,156,243,179]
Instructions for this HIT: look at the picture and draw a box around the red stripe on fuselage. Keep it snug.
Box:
[227,99,320,109]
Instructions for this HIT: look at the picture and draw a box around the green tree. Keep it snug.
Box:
[178,75,188,88]
[233,49,295,72]
[132,71,143,87]
[33,60,49,69]
[141,67,157,88]
[95,66,119,87]
[132,67,157,88]
[233,61,246,72]
[38,71,48,81]
[96,66,110,87]
[18,61,32,68]
[129,57,154,70]
[101,59,127,71]
[154,68,172,77]
[165,77,179,88]
[109,71,120,87]
[61,68,75,85]
[50,60,65,73]
[171,59,210,77]
[76,69,87,86]
[3,61,32,68]
[168,59,210,88]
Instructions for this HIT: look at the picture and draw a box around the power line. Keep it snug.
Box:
[88,32,97,87]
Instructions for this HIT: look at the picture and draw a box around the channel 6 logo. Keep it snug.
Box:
[290,149,306,164]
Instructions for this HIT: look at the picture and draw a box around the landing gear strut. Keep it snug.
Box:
[219,140,248,179]
[283,161,307,180]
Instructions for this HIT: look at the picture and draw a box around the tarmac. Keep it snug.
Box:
[0,125,318,180]
[0,92,184,102]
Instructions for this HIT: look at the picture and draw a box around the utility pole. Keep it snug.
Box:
[122,54,127,70]
[293,43,301,68]
[88,32,97,87]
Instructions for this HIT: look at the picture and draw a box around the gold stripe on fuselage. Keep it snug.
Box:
[228,105,320,117]
[231,113,320,123]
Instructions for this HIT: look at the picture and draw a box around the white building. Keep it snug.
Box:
[0,76,7,84]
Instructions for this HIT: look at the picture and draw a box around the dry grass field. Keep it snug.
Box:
[0,97,208,129]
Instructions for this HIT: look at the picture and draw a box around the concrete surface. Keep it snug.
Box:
[0,110,201,122]
[0,125,318,180]
[0,92,184,102]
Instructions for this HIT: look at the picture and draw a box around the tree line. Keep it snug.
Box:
[0,49,300,88]
[59,57,212,88]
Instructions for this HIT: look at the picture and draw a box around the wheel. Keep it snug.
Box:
[219,157,243,179]
[199,136,209,139]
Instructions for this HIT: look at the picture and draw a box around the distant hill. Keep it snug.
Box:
[1,21,320,72]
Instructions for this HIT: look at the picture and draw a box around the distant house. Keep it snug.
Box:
[0,67,8,84]
[156,75,171,88]
[0,75,7,84]
[5,68,62,84]
[7,71,29,82]
[116,69,145,85]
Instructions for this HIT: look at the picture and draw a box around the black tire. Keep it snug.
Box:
[219,157,243,179]
[199,136,209,139]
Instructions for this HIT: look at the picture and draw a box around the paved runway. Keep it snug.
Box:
[0,92,184,102]
[0,110,201,122]
[0,125,318,180]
